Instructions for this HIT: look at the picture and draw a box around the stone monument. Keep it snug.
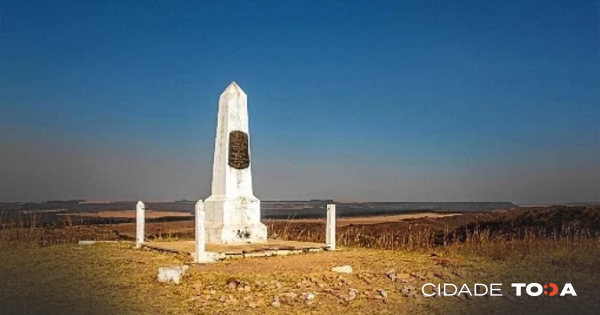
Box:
[204,82,267,244]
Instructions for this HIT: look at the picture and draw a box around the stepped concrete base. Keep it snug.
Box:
[204,222,267,244]
[143,240,330,261]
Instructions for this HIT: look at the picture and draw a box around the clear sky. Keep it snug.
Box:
[1,0,598,204]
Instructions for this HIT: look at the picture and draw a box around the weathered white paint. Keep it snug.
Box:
[331,265,352,274]
[135,201,145,248]
[204,82,267,244]
[326,204,336,250]
[194,200,213,263]
[157,265,189,285]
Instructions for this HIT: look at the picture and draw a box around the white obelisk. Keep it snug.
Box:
[204,82,267,244]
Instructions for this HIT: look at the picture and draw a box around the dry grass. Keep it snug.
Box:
[267,207,600,253]
[265,213,459,227]
[1,241,599,315]
[1,206,599,314]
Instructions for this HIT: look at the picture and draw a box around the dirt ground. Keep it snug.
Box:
[0,243,598,315]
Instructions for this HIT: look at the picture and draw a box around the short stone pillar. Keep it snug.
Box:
[135,201,145,248]
[326,204,336,250]
[194,200,209,263]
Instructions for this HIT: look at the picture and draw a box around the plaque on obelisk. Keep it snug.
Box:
[204,81,267,244]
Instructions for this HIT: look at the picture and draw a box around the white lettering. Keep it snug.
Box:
[422,283,436,297]
[490,283,502,297]
[444,283,457,296]
[474,284,488,296]
[560,283,577,297]
[512,283,526,296]
[526,283,543,296]
[458,284,472,296]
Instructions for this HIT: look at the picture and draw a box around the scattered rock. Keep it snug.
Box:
[300,292,316,304]
[385,270,398,282]
[227,278,239,290]
[345,288,359,301]
[377,289,388,299]
[157,265,189,285]
[332,265,353,274]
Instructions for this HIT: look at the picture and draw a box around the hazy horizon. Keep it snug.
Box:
[5,198,599,206]
[1,1,599,204]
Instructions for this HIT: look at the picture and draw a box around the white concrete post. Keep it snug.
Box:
[195,199,208,263]
[135,201,145,248]
[326,204,336,250]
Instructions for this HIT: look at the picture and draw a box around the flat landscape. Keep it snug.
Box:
[1,232,598,314]
[1,205,599,314]
[62,210,193,219]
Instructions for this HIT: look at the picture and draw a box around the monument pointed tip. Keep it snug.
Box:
[222,81,246,95]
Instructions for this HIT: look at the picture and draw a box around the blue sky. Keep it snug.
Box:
[1,0,598,203]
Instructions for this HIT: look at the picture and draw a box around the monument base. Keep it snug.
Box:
[204,195,267,244]
[204,222,267,244]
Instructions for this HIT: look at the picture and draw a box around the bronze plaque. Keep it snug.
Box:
[228,131,250,169]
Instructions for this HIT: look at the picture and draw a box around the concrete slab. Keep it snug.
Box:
[142,239,329,260]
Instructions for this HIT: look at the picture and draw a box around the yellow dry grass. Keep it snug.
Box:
[1,240,598,315]
[266,213,459,227]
